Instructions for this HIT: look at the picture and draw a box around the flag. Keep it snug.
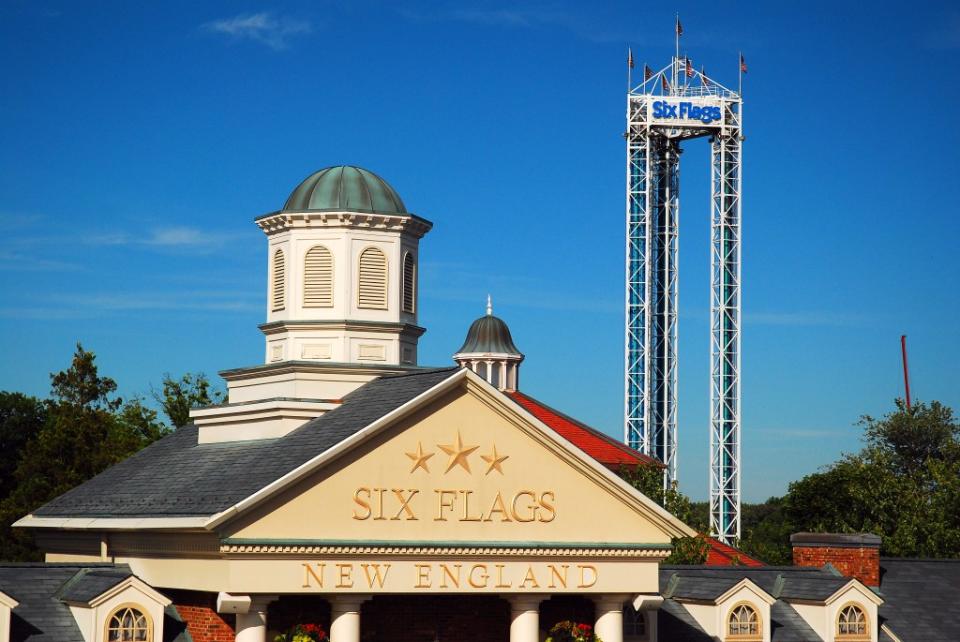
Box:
[685,57,694,78]
[701,66,709,85]
[676,16,683,37]
[628,47,634,69]
[740,53,748,74]
[644,64,653,81]
[661,75,670,92]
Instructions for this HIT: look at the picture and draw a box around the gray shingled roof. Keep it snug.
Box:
[879,558,960,642]
[57,567,133,603]
[661,566,850,602]
[769,600,821,642]
[34,368,458,518]
[0,564,95,642]
[0,564,190,642]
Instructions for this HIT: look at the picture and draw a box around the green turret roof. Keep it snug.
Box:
[283,166,407,214]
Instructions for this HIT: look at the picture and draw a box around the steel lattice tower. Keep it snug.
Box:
[624,58,743,543]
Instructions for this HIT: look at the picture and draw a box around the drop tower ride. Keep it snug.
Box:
[623,56,743,543]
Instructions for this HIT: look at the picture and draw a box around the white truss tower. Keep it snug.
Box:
[623,58,743,542]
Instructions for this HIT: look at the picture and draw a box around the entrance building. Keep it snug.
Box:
[14,167,694,642]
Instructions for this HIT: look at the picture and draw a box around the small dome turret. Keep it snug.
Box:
[283,165,407,214]
[454,296,524,391]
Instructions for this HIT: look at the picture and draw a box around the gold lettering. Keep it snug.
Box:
[361,563,391,589]
[439,563,462,588]
[577,564,598,589]
[468,564,489,588]
[301,562,325,588]
[459,490,483,522]
[484,492,512,522]
[494,564,512,588]
[434,489,457,521]
[511,490,538,523]
[336,563,354,588]
[538,491,557,523]
[352,488,372,520]
[391,489,419,521]
[415,564,432,588]
[373,488,387,520]
[548,564,568,589]
[519,565,540,589]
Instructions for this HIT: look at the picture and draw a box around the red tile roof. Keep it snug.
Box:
[705,537,764,567]
[507,391,663,470]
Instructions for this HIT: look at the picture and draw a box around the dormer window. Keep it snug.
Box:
[837,603,868,639]
[727,602,761,640]
[106,604,152,641]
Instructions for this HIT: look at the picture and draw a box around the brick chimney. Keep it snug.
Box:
[790,533,881,587]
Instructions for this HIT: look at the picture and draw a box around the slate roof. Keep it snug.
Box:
[34,368,459,518]
[0,564,190,642]
[661,565,851,602]
[878,558,960,642]
[0,564,100,642]
[57,566,133,603]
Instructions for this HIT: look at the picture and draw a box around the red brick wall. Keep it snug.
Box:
[793,545,880,586]
[165,589,236,642]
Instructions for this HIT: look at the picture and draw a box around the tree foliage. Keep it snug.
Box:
[0,344,170,560]
[738,399,960,561]
[154,372,223,428]
[619,464,710,564]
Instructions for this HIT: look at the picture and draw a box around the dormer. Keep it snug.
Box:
[786,578,882,642]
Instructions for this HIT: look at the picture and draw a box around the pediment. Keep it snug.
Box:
[220,371,692,547]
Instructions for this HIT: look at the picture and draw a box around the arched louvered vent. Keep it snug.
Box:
[358,247,388,309]
[304,245,334,307]
[271,248,286,311]
[402,252,416,314]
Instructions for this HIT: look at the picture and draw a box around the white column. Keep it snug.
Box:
[509,596,542,642]
[235,596,275,642]
[593,595,628,642]
[329,596,369,642]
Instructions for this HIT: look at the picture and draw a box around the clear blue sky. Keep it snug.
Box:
[2,1,958,502]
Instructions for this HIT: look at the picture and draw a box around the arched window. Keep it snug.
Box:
[402,251,416,313]
[106,604,151,641]
[727,602,760,640]
[271,248,286,311]
[837,603,868,639]
[358,247,388,309]
[623,603,647,638]
[304,245,334,307]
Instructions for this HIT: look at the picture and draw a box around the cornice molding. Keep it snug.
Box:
[255,210,433,239]
[258,320,426,337]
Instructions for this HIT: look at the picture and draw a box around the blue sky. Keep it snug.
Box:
[1,1,958,502]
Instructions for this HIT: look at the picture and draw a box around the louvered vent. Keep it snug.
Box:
[402,252,416,313]
[271,248,286,311]
[304,245,334,307]
[358,247,387,309]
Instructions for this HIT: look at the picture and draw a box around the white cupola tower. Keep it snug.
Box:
[189,166,433,444]
[453,297,524,391]
[257,165,431,366]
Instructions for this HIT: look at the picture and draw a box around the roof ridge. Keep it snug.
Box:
[510,391,662,464]
[379,366,458,380]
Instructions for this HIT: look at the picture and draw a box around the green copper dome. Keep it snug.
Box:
[283,166,407,214]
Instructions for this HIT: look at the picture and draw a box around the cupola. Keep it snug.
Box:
[453,297,524,391]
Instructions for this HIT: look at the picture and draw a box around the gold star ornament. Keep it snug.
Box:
[405,442,434,473]
[437,431,479,474]
[480,444,509,475]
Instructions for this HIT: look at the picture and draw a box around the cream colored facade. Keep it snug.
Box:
[26,369,694,642]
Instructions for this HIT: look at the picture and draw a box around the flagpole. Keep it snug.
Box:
[674,14,680,92]
[738,51,743,98]
[627,47,632,92]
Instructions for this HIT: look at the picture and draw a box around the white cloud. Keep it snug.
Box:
[0,250,80,272]
[203,12,312,50]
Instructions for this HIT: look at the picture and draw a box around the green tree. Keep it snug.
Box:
[0,344,170,561]
[619,464,710,564]
[0,392,47,499]
[154,372,224,428]
[781,400,960,558]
